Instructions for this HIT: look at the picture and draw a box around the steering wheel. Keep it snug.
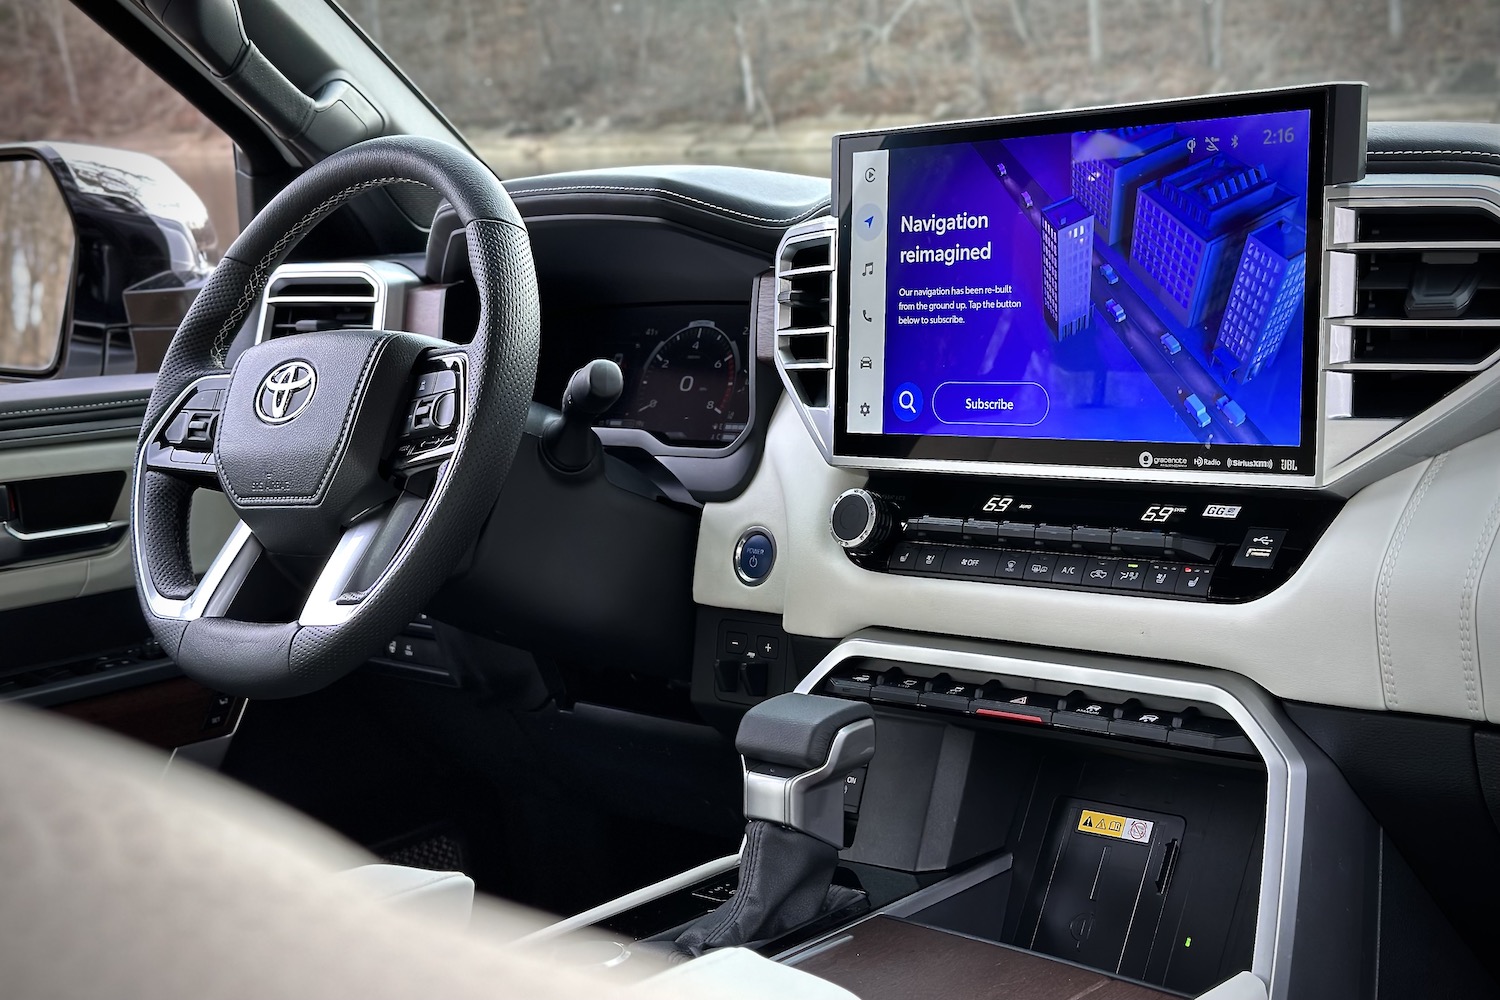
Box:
[130,136,538,698]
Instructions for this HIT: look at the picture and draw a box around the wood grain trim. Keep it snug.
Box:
[794,916,1175,1000]
[53,677,240,750]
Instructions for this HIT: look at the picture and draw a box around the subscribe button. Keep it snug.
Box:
[931,381,1050,426]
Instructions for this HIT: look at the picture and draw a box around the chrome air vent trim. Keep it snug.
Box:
[773,216,838,462]
[1322,174,1500,488]
[254,260,420,345]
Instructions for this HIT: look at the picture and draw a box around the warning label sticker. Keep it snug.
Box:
[1077,809,1155,844]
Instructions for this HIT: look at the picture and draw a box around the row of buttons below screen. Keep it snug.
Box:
[889,542,1212,597]
[905,517,1218,563]
[823,670,1253,754]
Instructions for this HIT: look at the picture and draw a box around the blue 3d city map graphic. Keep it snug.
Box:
[871,110,1312,450]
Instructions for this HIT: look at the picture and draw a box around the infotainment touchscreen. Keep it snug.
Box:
[834,84,1364,481]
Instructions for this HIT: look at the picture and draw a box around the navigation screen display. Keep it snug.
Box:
[836,87,1352,479]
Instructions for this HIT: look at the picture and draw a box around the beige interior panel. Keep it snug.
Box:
[0,438,237,612]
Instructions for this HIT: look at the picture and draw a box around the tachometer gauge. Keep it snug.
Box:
[633,320,744,442]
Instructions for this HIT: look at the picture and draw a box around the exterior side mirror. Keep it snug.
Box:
[0,142,217,380]
[0,154,75,376]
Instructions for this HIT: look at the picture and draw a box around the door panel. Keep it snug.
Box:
[0,433,236,614]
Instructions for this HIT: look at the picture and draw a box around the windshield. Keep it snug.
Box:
[342,0,1500,179]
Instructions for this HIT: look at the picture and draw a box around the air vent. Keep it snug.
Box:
[775,221,836,411]
[259,269,380,342]
[1328,200,1500,421]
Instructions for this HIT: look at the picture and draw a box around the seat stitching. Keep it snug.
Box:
[1376,453,1447,711]
[1367,149,1500,160]
[1459,490,1500,719]
[211,177,430,366]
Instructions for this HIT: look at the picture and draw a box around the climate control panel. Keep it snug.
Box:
[831,474,1343,603]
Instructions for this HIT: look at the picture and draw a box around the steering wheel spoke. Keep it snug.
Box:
[297,486,431,626]
[139,519,262,623]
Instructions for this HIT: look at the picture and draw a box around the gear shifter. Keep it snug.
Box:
[660,694,875,959]
[540,358,624,474]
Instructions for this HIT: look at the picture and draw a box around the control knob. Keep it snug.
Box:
[829,488,893,555]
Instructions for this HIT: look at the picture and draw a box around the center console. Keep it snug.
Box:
[547,632,1379,1000]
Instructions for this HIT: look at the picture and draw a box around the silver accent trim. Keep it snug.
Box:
[3,519,125,542]
[1318,174,1500,492]
[254,260,420,346]
[733,525,776,587]
[773,218,838,462]
[794,631,1306,1000]
[742,718,876,848]
[517,853,742,944]
[133,375,261,623]
[829,488,878,550]
[296,512,387,627]
[164,699,247,775]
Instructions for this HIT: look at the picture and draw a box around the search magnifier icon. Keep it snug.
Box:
[893,382,923,423]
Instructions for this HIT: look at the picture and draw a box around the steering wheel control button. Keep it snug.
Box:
[1175,565,1214,598]
[755,635,780,659]
[724,631,749,656]
[734,529,776,586]
[395,353,467,470]
[1232,527,1287,569]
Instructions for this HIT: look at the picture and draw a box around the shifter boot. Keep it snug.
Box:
[672,821,861,958]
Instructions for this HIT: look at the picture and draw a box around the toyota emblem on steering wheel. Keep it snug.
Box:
[255,361,317,424]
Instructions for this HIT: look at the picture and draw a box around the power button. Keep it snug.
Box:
[734,528,776,586]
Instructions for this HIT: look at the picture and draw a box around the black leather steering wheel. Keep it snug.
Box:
[131,136,539,698]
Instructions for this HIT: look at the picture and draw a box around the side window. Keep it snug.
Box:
[0,3,240,380]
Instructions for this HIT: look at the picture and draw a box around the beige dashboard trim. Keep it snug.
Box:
[696,397,1441,715]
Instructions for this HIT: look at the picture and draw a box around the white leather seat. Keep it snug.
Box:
[0,700,854,1000]
[338,863,476,927]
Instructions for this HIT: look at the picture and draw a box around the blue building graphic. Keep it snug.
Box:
[1040,197,1095,339]
[1130,155,1298,329]
[1071,126,1193,247]
[1214,220,1307,383]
